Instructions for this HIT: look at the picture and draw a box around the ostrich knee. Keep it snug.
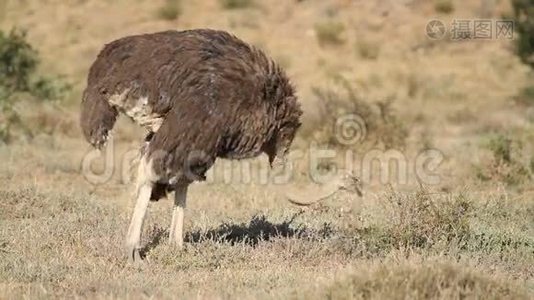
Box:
[169,185,188,248]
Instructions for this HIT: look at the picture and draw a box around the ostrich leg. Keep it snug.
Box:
[125,183,152,261]
[125,158,154,262]
[169,185,188,248]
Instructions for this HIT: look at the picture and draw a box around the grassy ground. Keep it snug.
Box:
[1,0,533,299]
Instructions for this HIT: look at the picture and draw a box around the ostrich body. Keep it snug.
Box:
[80,29,302,261]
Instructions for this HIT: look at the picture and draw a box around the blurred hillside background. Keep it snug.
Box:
[0,0,533,299]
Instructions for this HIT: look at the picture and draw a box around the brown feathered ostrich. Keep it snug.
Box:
[81,29,357,261]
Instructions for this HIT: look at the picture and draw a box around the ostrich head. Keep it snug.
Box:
[80,90,118,149]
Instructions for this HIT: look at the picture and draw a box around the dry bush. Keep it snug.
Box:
[465,195,534,261]
[475,134,533,186]
[352,189,533,259]
[305,76,408,150]
[314,21,346,46]
[383,190,472,249]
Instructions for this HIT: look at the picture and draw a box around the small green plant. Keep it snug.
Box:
[315,21,346,46]
[434,0,455,14]
[219,0,254,9]
[511,0,534,68]
[156,0,182,21]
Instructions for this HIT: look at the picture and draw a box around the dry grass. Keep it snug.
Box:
[1,184,532,298]
[1,0,534,299]
[311,256,529,300]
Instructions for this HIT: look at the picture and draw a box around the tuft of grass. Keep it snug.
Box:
[315,21,346,46]
[219,0,254,10]
[434,0,455,14]
[156,0,182,21]
[355,39,380,60]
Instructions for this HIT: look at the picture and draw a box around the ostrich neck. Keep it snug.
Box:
[108,88,164,132]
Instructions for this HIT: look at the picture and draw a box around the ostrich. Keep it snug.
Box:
[80,29,358,261]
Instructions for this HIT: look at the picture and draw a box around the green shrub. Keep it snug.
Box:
[0,28,68,100]
[0,28,69,143]
[315,21,346,46]
[156,0,182,21]
[512,0,534,67]
[0,29,38,92]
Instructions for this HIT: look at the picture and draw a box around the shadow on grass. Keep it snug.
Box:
[140,213,328,257]
[185,214,310,246]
